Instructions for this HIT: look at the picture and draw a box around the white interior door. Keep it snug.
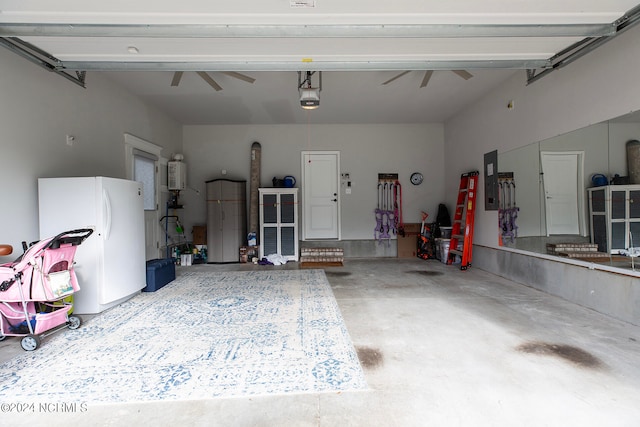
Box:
[540,151,584,235]
[301,151,340,240]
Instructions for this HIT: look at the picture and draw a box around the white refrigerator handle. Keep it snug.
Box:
[103,189,112,240]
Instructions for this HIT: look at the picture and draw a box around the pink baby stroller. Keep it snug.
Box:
[0,228,93,351]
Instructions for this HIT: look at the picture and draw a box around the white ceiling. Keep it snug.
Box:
[97,69,518,125]
[1,1,639,125]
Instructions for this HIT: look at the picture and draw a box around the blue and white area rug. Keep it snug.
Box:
[0,269,368,403]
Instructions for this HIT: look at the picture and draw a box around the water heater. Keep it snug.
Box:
[168,160,187,190]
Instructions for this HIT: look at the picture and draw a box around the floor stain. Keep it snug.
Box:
[382,283,417,289]
[407,270,444,277]
[356,346,384,370]
[516,341,603,369]
[324,271,352,278]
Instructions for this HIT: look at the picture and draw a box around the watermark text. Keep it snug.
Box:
[1,402,88,413]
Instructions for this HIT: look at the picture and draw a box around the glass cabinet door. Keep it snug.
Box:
[631,190,640,248]
[280,227,296,256]
[280,193,295,224]
[263,194,278,224]
[611,190,626,220]
[611,222,626,250]
[630,190,640,219]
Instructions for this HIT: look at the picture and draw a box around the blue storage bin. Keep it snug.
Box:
[144,258,175,292]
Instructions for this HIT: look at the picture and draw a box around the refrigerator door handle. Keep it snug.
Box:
[103,189,112,240]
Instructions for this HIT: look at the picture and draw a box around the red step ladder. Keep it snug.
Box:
[447,171,479,270]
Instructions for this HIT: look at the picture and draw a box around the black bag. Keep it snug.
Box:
[436,203,451,227]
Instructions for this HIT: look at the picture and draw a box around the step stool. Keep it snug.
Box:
[299,247,344,267]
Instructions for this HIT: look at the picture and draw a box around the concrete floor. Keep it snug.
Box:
[2,258,640,426]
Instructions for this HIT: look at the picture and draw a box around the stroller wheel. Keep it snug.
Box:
[68,315,82,330]
[21,334,41,351]
[0,334,5,341]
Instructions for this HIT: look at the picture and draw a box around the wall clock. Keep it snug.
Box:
[410,172,424,185]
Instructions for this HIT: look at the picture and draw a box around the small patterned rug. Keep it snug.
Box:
[0,269,367,403]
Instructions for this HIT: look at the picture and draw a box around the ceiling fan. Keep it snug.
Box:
[170,71,256,91]
[382,70,473,88]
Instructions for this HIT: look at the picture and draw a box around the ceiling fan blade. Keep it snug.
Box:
[419,70,434,88]
[382,70,411,85]
[452,70,473,80]
[197,72,223,91]
[170,71,183,87]
[222,71,256,84]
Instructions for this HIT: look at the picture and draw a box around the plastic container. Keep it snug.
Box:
[434,238,442,260]
[438,238,462,264]
[284,176,296,188]
[247,232,257,246]
[440,226,453,239]
[439,239,451,264]
[591,173,608,187]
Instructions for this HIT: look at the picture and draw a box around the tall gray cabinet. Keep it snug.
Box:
[206,179,247,263]
[588,184,640,253]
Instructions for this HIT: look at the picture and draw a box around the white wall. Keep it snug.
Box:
[609,122,640,176]
[445,23,640,248]
[0,48,182,263]
[181,123,444,241]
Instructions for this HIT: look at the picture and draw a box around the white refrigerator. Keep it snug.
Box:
[38,177,146,314]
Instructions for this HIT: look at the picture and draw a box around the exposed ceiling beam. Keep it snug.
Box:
[0,37,85,87]
[526,3,640,84]
[0,23,617,39]
[59,59,551,72]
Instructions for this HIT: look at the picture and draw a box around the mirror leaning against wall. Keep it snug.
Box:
[498,110,640,272]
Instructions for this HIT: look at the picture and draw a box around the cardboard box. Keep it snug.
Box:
[397,223,421,258]
[192,225,207,245]
[240,245,260,263]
